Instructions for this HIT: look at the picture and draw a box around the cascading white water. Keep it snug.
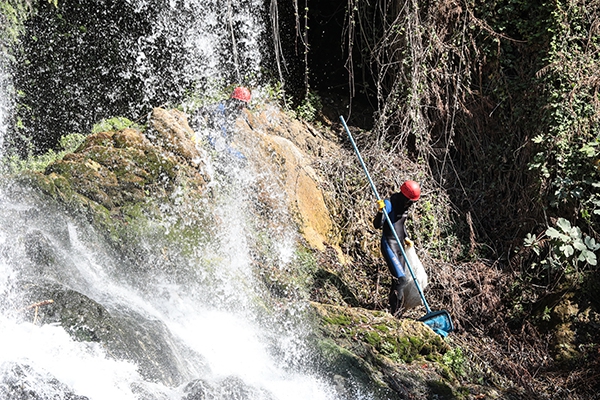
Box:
[0,143,348,400]
[133,0,265,98]
[0,2,374,399]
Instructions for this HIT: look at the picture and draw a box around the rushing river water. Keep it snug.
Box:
[0,2,373,399]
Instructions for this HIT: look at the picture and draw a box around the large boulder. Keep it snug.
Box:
[307,302,455,400]
[239,106,337,252]
[44,109,208,212]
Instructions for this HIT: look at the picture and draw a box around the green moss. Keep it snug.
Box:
[313,303,451,374]
[395,337,419,362]
[409,335,425,349]
[323,313,352,326]
[379,340,400,361]
[385,334,441,363]
[46,159,116,208]
[364,331,381,347]
[14,170,55,195]
[87,201,112,229]
[121,202,148,223]
[362,325,446,364]
[91,116,144,134]
[139,150,177,184]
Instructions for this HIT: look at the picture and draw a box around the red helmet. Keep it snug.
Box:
[231,86,251,102]
[400,180,421,201]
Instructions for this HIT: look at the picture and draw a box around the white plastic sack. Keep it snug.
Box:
[402,244,428,309]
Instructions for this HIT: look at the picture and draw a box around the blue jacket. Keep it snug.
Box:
[191,100,246,160]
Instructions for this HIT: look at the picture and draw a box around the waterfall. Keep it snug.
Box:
[9,0,268,152]
[0,164,340,399]
[0,2,373,399]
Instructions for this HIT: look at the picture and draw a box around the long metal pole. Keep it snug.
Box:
[340,116,431,313]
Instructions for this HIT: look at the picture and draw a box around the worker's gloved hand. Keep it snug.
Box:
[377,199,386,211]
[404,238,414,247]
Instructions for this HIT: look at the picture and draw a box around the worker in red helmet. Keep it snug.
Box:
[373,180,421,317]
[190,86,251,161]
[231,86,252,103]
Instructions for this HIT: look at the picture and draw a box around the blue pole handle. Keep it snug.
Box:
[340,115,431,313]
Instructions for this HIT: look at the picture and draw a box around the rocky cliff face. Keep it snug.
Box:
[1,105,488,399]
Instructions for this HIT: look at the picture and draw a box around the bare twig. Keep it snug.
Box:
[18,299,54,325]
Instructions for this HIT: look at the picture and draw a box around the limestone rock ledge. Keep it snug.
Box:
[239,105,337,252]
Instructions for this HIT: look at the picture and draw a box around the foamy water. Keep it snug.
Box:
[0,170,342,400]
[0,317,144,400]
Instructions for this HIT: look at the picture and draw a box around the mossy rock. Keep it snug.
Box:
[308,302,460,399]
[45,130,179,209]
[2,109,214,282]
[312,302,450,363]
[314,337,399,400]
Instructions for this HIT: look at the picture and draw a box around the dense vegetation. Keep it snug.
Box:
[307,0,600,397]
[1,0,599,397]
[317,0,600,264]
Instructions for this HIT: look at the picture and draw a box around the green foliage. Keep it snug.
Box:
[409,198,468,261]
[416,200,437,243]
[0,133,85,173]
[546,218,599,266]
[525,0,600,230]
[442,346,466,378]
[262,81,286,104]
[541,306,552,322]
[295,91,322,122]
[91,117,143,134]
[524,218,600,274]
[436,0,600,266]
[59,132,85,153]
